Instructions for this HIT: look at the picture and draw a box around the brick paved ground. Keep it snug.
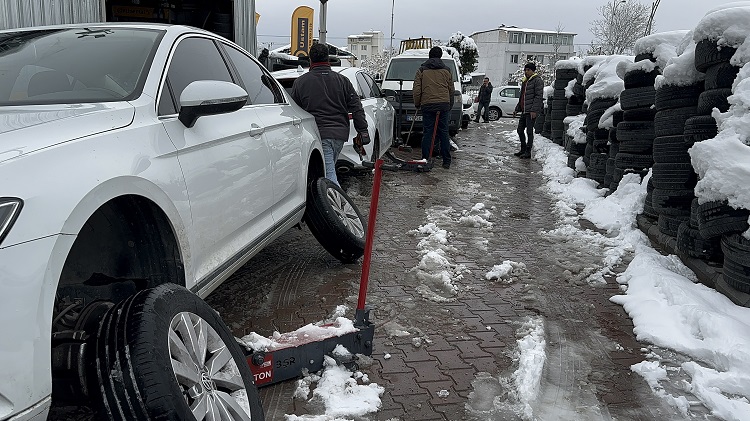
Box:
[206,119,705,420]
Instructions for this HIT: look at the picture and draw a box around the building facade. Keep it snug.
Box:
[347,30,385,67]
[470,25,576,85]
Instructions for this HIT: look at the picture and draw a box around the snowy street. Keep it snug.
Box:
[200,118,749,420]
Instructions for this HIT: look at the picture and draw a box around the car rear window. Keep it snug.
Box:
[0,27,163,105]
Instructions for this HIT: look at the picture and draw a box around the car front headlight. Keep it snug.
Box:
[0,198,23,246]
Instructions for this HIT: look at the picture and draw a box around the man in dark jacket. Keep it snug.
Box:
[414,46,454,169]
[291,42,369,185]
[513,62,544,159]
[475,77,493,123]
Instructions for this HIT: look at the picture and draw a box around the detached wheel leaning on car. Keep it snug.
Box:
[305,177,366,263]
[94,284,264,421]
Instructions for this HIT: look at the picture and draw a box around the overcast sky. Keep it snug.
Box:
[256,0,715,53]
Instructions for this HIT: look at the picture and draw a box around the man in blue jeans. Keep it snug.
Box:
[414,46,454,169]
[291,43,368,185]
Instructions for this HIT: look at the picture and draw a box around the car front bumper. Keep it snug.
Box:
[0,235,70,421]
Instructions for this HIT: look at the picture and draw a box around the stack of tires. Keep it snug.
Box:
[210,11,233,40]
[551,67,580,145]
[604,110,624,192]
[686,38,750,292]
[615,61,658,194]
[541,91,553,139]
[584,97,617,186]
[649,80,703,237]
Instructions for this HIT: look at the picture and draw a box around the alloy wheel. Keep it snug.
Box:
[169,312,252,421]
[326,188,365,238]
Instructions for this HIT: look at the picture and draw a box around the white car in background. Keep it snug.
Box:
[474,85,521,120]
[271,66,395,174]
[0,23,367,421]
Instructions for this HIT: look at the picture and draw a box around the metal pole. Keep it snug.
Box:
[356,158,384,325]
[319,0,328,44]
[645,0,660,36]
[389,0,395,56]
[248,0,257,56]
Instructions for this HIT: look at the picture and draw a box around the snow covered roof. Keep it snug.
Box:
[631,30,690,71]
[470,25,576,38]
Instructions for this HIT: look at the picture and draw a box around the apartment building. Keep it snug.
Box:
[347,30,385,66]
[470,25,576,84]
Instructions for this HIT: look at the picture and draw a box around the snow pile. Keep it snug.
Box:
[458,202,493,228]
[564,78,576,98]
[289,353,384,420]
[409,207,466,303]
[579,55,608,85]
[599,102,622,130]
[240,306,356,352]
[554,56,581,70]
[690,4,750,217]
[634,30,691,69]
[485,260,526,282]
[563,114,586,143]
[585,55,634,103]
[655,31,705,89]
[511,317,547,419]
[534,134,750,419]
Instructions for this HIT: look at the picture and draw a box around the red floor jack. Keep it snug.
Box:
[380,111,441,173]
[244,162,386,387]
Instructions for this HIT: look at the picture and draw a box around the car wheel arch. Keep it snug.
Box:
[56,194,186,306]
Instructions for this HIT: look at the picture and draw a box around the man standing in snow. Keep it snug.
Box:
[292,42,369,185]
[513,62,544,159]
[475,77,493,123]
[414,46,454,169]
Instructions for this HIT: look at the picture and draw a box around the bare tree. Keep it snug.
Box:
[590,0,654,55]
[551,22,565,64]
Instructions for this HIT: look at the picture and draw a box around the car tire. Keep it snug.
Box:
[487,107,501,121]
[304,177,366,263]
[94,283,264,421]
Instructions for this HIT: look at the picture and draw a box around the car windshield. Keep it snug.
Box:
[0,27,163,105]
[385,58,458,82]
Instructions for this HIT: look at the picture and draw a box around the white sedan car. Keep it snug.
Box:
[271,67,395,174]
[473,85,521,120]
[0,23,367,421]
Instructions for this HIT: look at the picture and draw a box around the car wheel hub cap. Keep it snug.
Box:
[327,188,365,238]
[169,312,253,420]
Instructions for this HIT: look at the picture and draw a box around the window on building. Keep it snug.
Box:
[511,32,520,43]
[559,55,567,60]
[361,54,367,60]
[510,54,518,64]
[525,33,532,44]
[361,45,367,51]
[537,56,545,64]
[530,34,536,44]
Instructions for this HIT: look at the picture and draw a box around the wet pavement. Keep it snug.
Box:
[206,119,706,420]
[49,119,707,420]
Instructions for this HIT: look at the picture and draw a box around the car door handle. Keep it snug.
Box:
[292,116,302,126]
[501,100,506,102]
[250,124,264,137]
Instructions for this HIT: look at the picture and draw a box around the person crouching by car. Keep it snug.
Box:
[291,42,369,185]
[414,46,454,169]
[512,62,544,159]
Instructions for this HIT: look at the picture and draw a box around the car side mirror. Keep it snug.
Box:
[178,80,248,128]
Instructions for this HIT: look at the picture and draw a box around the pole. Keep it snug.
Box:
[319,0,328,44]
[356,159,384,326]
[644,0,660,36]
[249,0,257,56]
[389,0,395,56]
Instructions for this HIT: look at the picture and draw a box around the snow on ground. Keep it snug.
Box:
[532,134,750,420]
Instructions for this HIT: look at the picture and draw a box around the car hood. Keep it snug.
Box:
[0,102,135,164]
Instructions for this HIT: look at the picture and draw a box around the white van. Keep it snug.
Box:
[380,48,463,139]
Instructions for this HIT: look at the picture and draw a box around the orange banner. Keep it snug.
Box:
[290,6,314,57]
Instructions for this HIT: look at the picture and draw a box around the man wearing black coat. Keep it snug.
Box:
[475,77,492,123]
[513,62,544,159]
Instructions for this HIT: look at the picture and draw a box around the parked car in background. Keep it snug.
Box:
[0,23,367,421]
[474,85,521,120]
[272,66,395,174]
[462,93,475,129]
